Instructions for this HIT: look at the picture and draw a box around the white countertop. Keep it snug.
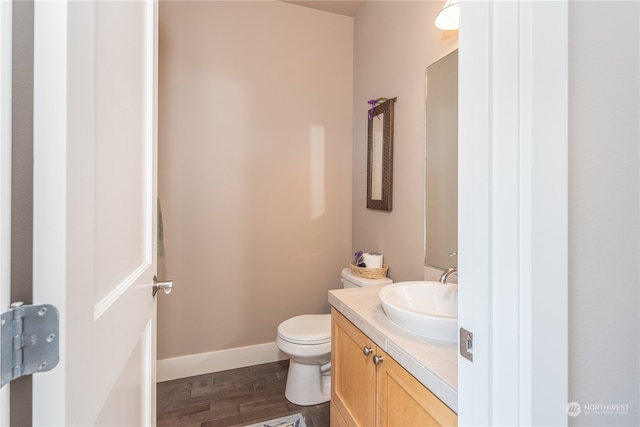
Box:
[329,285,458,413]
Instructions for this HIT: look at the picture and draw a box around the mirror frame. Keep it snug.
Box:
[367,97,396,211]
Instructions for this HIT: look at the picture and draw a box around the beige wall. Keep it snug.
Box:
[568,1,639,424]
[158,1,353,359]
[352,1,457,281]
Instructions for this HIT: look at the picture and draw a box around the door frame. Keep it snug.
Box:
[458,0,568,425]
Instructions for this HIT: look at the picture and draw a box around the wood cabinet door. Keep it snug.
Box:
[376,347,457,427]
[331,309,377,427]
[330,401,350,427]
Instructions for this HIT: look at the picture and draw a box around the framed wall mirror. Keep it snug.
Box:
[367,97,396,211]
[425,50,458,269]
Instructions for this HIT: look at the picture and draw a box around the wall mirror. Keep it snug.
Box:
[425,50,458,269]
[367,97,396,211]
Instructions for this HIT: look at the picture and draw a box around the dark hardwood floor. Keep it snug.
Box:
[157,360,330,427]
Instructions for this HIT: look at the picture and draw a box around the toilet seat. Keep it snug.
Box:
[277,314,331,345]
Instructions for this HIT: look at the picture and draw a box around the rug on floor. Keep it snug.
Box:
[244,412,307,427]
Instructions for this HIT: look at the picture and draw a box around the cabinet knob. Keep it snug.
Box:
[362,346,373,356]
[373,354,384,365]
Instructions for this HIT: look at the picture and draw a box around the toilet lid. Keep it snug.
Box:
[277,314,331,345]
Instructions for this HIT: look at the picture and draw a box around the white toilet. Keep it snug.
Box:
[275,268,393,406]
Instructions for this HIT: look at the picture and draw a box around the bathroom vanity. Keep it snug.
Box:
[328,285,457,426]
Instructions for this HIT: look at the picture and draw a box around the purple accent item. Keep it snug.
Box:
[368,99,377,120]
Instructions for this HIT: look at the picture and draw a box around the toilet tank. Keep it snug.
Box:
[341,268,393,288]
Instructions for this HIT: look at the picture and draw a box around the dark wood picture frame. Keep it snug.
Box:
[367,98,396,211]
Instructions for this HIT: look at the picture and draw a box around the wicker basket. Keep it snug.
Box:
[349,261,389,279]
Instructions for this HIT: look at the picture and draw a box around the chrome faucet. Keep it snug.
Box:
[439,267,458,284]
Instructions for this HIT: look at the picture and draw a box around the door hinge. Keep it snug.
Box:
[460,327,473,362]
[1,302,60,388]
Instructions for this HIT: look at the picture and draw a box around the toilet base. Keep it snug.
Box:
[284,359,331,406]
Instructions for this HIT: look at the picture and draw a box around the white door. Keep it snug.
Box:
[458,0,568,425]
[0,1,12,424]
[31,1,160,425]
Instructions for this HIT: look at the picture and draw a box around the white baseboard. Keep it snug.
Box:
[157,342,288,383]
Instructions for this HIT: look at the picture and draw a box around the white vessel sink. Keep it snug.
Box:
[379,281,458,341]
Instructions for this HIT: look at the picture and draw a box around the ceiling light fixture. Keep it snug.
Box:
[435,0,460,31]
